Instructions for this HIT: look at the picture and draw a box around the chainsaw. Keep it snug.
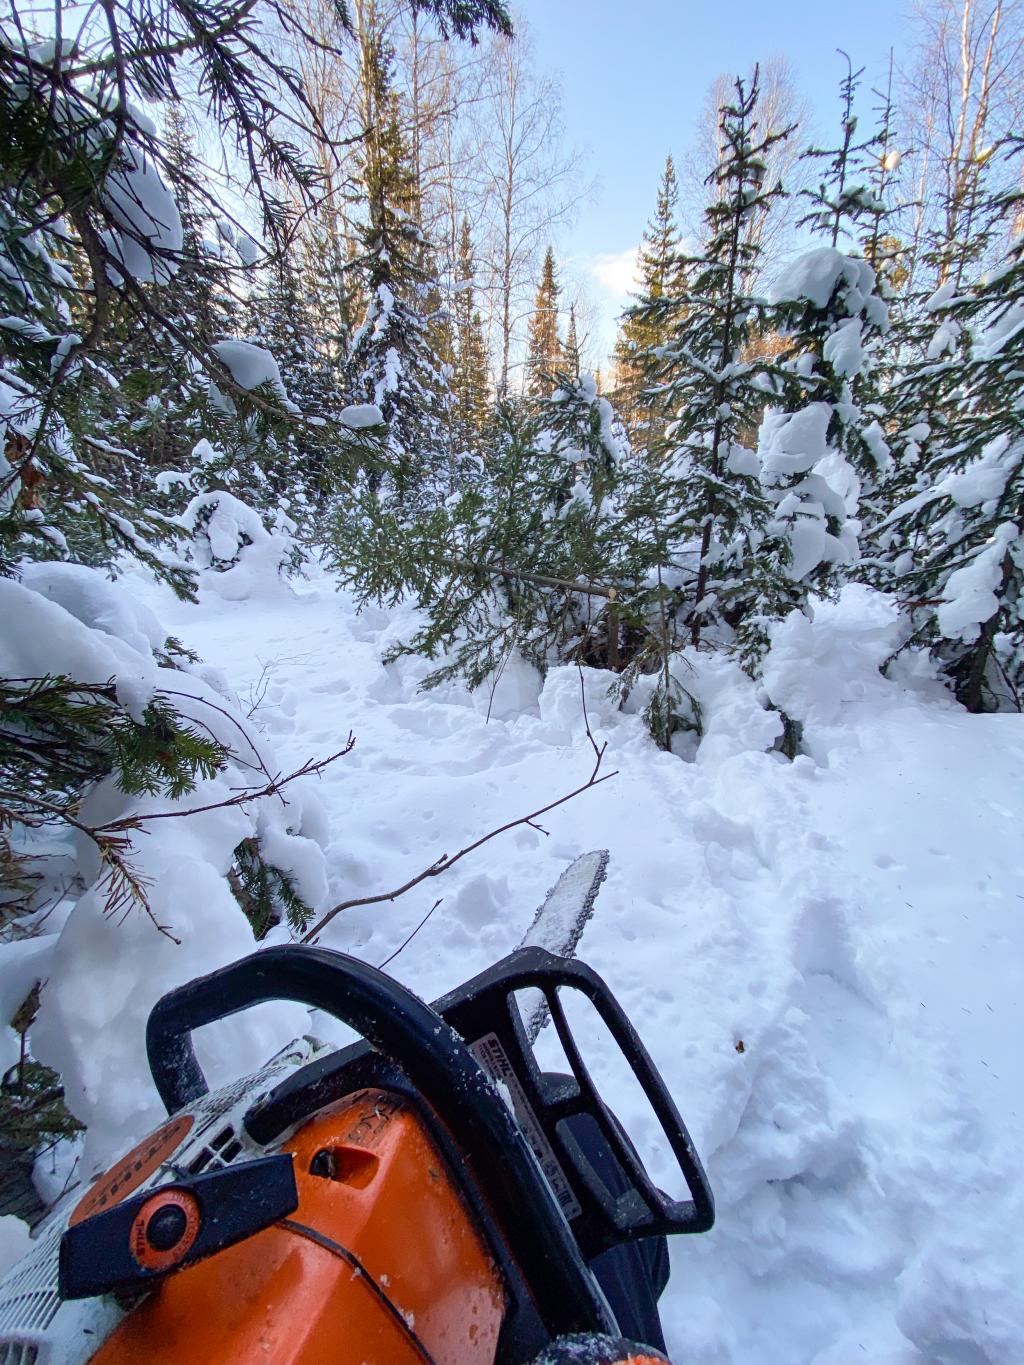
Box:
[0,854,714,1364]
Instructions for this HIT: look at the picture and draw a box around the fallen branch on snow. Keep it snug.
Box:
[301,669,616,944]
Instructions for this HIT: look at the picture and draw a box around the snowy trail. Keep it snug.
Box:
[149,569,1024,1364]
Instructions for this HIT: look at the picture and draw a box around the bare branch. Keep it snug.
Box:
[94,739,354,831]
[302,708,616,943]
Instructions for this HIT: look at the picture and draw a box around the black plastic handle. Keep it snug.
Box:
[432,947,715,1252]
[148,945,467,1114]
[145,946,618,1339]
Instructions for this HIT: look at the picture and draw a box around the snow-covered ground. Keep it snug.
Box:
[8,562,1024,1362]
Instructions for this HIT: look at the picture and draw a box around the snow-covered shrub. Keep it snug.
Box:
[182,488,302,599]
[0,565,332,1167]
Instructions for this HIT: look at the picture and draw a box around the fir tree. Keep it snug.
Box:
[525,246,563,397]
[614,155,688,449]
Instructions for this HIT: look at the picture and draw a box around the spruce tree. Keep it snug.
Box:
[245,252,343,508]
[614,155,688,449]
[344,17,448,507]
[451,217,490,455]
[331,373,632,688]
[525,246,563,397]
[564,305,582,380]
[101,104,243,486]
[879,170,1024,712]
[654,70,791,658]
[754,57,890,645]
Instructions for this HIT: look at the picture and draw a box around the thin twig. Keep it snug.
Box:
[302,695,615,944]
[376,899,444,971]
[93,740,354,832]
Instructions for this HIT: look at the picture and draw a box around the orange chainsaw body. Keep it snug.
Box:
[92,1089,506,1365]
[3,942,714,1364]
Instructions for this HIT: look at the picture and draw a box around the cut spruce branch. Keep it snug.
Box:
[302,669,616,943]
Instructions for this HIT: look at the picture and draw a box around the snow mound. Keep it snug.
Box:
[661,649,782,764]
[19,561,166,659]
[762,586,908,752]
[0,577,158,720]
[1,567,331,1170]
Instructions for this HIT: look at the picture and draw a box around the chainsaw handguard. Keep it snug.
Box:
[146,945,620,1339]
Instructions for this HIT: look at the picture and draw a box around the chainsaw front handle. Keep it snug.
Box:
[146,945,620,1340]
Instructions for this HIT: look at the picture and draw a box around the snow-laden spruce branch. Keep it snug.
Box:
[442,556,619,600]
[2,730,354,941]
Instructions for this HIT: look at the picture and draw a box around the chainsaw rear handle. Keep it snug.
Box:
[145,945,619,1340]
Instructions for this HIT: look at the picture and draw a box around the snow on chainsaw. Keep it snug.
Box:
[0,854,713,1364]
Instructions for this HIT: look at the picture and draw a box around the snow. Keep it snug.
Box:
[100,145,182,286]
[181,489,298,599]
[18,561,166,660]
[3,567,1023,1362]
[821,316,863,378]
[939,436,1013,508]
[0,577,158,720]
[340,403,385,429]
[759,404,831,477]
[210,340,298,414]
[936,524,1018,641]
[235,234,261,267]
[927,317,961,359]
[0,1218,31,1280]
[1,565,330,1168]
[975,301,1024,360]
[771,248,870,312]
[761,586,908,744]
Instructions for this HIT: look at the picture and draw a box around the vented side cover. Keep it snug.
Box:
[0,1043,316,1365]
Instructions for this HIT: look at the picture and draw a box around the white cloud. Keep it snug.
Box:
[584,247,641,363]
[590,246,640,301]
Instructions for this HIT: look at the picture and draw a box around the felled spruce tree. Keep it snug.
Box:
[332,374,633,689]
[879,171,1024,712]
[754,57,890,651]
[652,70,790,665]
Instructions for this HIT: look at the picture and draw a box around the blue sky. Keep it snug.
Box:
[512,0,914,362]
